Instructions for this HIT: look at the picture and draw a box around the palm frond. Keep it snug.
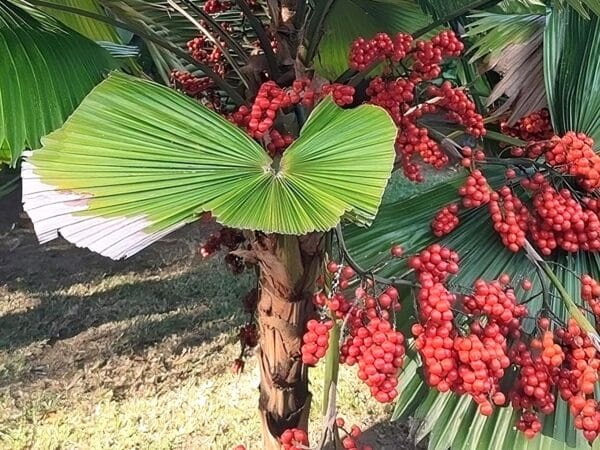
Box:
[38,0,122,43]
[466,11,546,124]
[554,0,600,18]
[0,0,116,166]
[98,0,267,86]
[22,72,397,259]
[544,5,600,141]
[344,173,598,449]
[97,41,140,58]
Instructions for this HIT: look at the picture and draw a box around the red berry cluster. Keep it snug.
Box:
[187,36,227,77]
[411,40,442,80]
[349,32,413,71]
[366,76,415,123]
[301,319,333,366]
[198,227,244,258]
[170,70,213,97]
[204,0,232,13]
[431,30,464,57]
[395,118,447,182]
[460,145,485,169]
[510,339,554,437]
[431,203,459,237]
[335,418,373,450]
[528,183,600,254]
[546,132,600,192]
[582,274,600,315]
[489,186,530,252]
[411,246,531,417]
[508,313,600,441]
[280,428,309,450]
[341,317,405,403]
[463,278,527,336]
[322,83,356,106]
[411,31,463,81]
[230,79,354,156]
[232,81,295,139]
[557,320,600,442]
[408,244,460,282]
[458,170,491,208]
[411,281,457,392]
[501,109,553,142]
[318,260,406,404]
[349,30,481,182]
[428,82,485,137]
[292,78,317,108]
[452,323,511,415]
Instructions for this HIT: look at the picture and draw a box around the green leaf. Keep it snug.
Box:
[97,41,140,58]
[314,0,432,80]
[40,0,122,43]
[0,1,116,166]
[98,0,260,85]
[344,173,599,448]
[22,72,397,259]
[555,0,600,18]
[466,11,546,123]
[466,11,544,61]
[416,0,503,21]
[544,5,600,141]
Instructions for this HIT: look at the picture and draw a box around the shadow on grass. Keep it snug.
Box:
[0,259,253,351]
[0,222,254,390]
[1,222,219,294]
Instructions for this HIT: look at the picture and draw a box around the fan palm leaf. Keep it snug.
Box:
[22,72,397,259]
[0,0,116,167]
[343,172,597,449]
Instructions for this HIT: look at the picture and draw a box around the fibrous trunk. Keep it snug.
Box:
[234,233,324,448]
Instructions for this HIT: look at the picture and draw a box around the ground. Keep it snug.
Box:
[0,188,421,450]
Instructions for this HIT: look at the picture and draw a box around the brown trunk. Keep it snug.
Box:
[234,233,324,449]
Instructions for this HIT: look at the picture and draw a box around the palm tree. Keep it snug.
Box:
[3,0,600,449]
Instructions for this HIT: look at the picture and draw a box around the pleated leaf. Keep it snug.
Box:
[555,0,600,18]
[467,12,545,62]
[345,174,599,449]
[98,0,264,85]
[415,0,473,20]
[39,0,122,43]
[544,5,600,142]
[466,11,546,124]
[0,1,116,166]
[314,0,432,80]
[22,72,396,259]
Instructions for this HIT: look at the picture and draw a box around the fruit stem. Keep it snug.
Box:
[524,241,600,349]
[322,321,340,416]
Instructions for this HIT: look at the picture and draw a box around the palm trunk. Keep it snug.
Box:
[234,233,324,448]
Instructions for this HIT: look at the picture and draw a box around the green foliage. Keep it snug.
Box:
[544,6,600,141]
[466,11,544,61]
[555,0,600,18]
[466,10,546,122]
[39,0,122,43]
[0,1,116,167]
[22,72,397,258]
[314,0,431,80]
[343,172,599,449]
[98,0,195,82]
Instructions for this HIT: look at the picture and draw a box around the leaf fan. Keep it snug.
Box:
[22,72,397,259]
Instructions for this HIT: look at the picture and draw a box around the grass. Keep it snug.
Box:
[0,223,414,450]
